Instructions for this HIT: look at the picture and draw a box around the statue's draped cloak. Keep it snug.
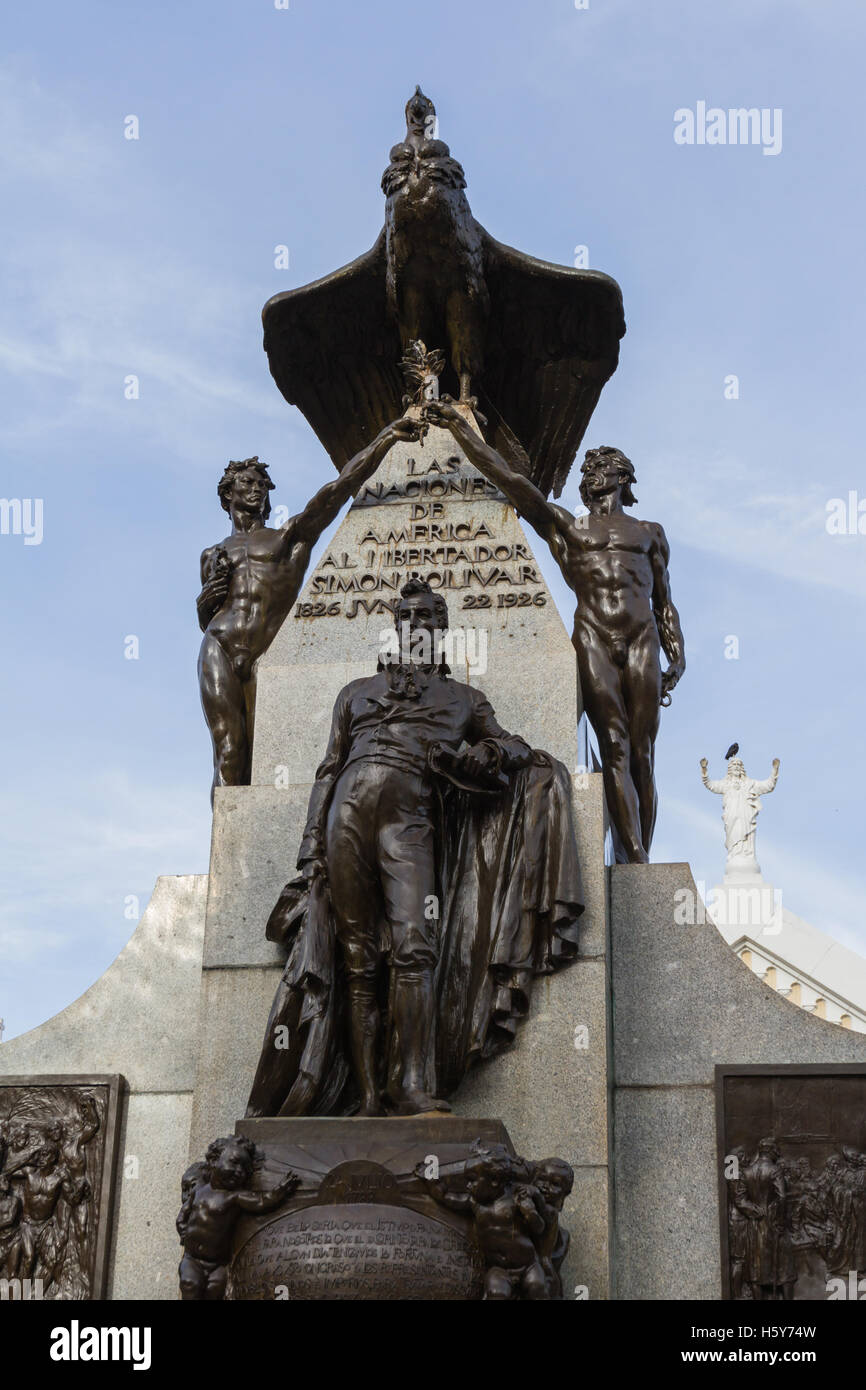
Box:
[246,753,582,1118]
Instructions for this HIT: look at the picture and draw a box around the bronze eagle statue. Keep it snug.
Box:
[262,88,626,498]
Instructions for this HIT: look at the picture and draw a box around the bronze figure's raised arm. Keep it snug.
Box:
[196,416,421,800]
[423,396,685,862]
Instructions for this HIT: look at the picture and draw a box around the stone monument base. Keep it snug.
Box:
[227,1116,512,1300]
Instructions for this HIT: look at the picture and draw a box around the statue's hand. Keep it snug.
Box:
[460,742,498,780]
[197,572,230,621]
[277,1173,299,1199]
[700,758,708,773]
[772,758,781,773]
[300,854,327,885]
[660,664,684,705]
[80,1094,99,1122]
[385,417,423,443]
[422,396,462,429]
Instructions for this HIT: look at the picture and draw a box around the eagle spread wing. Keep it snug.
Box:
[262,231,402,472]
[262,225,625,497]
[477,230,625,497]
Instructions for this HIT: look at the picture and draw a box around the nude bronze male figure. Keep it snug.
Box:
[423,398,685,862]
[196,417,420,799]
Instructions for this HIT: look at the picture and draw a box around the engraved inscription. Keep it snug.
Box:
[294,467,546,623]
[229,1203,484,1301]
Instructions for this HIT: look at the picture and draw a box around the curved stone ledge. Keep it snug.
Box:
[0,874,207,1093]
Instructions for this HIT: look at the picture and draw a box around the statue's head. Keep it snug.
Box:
[405,86,436,140]
[757,1136,780,1161]
[468,1153,515,1201]
[579,446,637,508]
[394,574,449,664]
[728,758,745,780]
[218,457,274,522]
[44,1120,64,1143]
[181,1160,208,1203]
[466,1142,532,1200]
[534,1157,574,1206]
[205,1135,257,1191]
[35,1142,59,1170]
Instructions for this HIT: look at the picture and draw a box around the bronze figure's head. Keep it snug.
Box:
[579,446,637,508]
[217,456,275,521]
[396,574,449,639]
[205,1135,258,1191]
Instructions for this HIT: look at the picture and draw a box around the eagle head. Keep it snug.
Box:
[405,86,437,141]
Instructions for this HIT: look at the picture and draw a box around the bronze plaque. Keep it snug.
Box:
[217,1117,577,1301]
[224,1133,493,1302]
[228,1196,484,1301]
[0,1074,124,1300]
[716,1064,866,1301]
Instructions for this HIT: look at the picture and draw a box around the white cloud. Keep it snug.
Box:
[0,767,209,948]
[644,448,866,599]
[0,924,65,964]
[0,68,290,458]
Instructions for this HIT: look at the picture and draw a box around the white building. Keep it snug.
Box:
[710,884,866,1033]
[699,753,866,1032]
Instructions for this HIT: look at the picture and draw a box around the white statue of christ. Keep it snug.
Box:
[700,755,780,875]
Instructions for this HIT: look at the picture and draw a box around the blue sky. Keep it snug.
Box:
[1,0,865,1039]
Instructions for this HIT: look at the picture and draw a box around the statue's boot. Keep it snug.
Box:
[347,977,383,1116]
[385,967,451,1116]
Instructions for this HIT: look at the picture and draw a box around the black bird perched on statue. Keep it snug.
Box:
[724,742,739,761]
[262,89,625,498]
